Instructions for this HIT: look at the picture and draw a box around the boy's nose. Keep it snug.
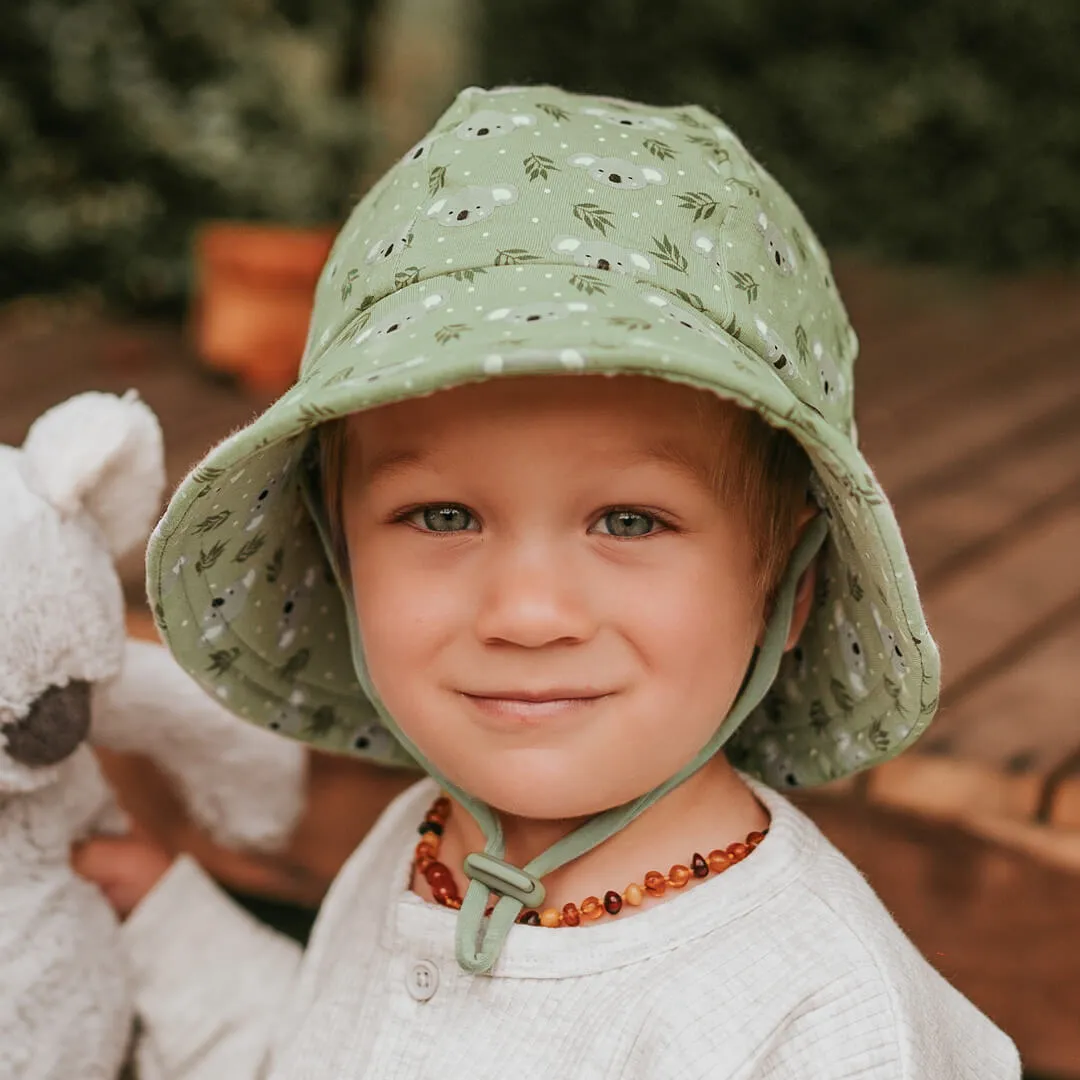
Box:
[1,681,91,766]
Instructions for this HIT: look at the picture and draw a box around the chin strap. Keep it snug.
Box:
[301,454,828,975]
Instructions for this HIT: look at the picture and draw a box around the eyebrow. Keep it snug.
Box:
[361,442,712,488]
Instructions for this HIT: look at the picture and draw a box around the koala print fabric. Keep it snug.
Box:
[147,85,940,791]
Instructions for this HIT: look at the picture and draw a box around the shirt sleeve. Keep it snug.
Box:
[743,978,1022,1080]
[658,949,1022,1080]
[120,854,303,1080]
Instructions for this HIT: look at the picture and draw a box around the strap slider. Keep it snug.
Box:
[463,853,546,908]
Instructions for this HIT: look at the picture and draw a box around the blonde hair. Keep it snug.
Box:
[317,393,811,603]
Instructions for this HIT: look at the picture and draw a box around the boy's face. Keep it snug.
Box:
[342,374,765,820]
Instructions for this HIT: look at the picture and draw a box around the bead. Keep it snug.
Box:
[519,910,541,926]
[623,883,644,907]
[726,842,750,861]
[540,908,562,928]
[667,864,691,888]
[424,862,459,902]
[561,902,581,927]
[707,849,732,873]
[416,854,434,873]
[603,890,623,915]
[431,796,452,820]
[746,830,766,848]
[643,870,667,896]
[691,853,709,878]
[580,896,604,920]
[415,841,437,860]
[418,821,444,837]
[431,882,458,905]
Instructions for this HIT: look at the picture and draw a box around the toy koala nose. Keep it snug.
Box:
[1,681,91,766]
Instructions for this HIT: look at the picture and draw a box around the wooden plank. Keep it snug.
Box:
[861,347,1080,495]
[855,284,1080,435]
[898,444,1080,589]
[922,507,1080,690]
[920,613,1080,774]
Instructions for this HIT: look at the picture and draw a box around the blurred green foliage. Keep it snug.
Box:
[0,0,375,312]
[478,0,1079,272]
[1,0,1075,314]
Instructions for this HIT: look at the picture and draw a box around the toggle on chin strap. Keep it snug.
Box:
[300,457,828,975]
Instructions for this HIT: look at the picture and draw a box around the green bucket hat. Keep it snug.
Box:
[148,85,939,971]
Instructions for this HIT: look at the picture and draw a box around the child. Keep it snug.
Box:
[76,86,1021,1078]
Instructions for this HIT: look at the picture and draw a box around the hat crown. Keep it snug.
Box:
[302,87,856,432]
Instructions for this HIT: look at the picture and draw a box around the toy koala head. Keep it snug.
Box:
[0,391,164,793]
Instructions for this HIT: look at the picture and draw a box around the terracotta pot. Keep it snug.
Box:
[193,222,337,395]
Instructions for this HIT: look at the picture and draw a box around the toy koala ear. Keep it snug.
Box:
[21,390,166,558]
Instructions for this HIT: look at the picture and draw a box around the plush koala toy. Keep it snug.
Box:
[0,391,307,1080]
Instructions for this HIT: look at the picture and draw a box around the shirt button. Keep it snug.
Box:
[406,959,440,1002]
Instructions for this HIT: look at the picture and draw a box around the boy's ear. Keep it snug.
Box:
[785,557,818,651]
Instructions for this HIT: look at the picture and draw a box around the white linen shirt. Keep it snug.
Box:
[122,777,1021,1079]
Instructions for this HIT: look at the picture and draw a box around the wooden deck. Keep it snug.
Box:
[3,261,1080,1075]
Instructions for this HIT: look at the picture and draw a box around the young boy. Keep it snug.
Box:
[76,86,1021,1078]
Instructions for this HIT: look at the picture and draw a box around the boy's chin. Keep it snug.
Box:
[442,759,648,823]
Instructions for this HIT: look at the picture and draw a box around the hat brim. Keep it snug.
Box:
[148,267,939,788]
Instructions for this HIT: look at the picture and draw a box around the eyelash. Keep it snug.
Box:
[390,503,678,539]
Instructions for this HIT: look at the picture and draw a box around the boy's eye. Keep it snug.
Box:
[399,505,666,538]
[593,510,660,538]
[405,505,476,533]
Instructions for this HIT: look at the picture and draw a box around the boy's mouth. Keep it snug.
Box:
[465,688,608,702]
[460,690,612,724]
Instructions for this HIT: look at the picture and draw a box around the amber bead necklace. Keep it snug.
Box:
[413,794,767,928]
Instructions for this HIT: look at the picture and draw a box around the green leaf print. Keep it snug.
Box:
[195,540,228,573]
[572,203,616,237]
[266,547,285,585]
[494,248,541,266]
[674,289,706,312]
[569,273,607,295]
[192,510,231,535]
[234,534,267,563]
[324,365,355,386]
[340,268,359,302]
[191,465,226,487]
[846,570,864,602]
[298,403,338,429]
[393,266,421,291]
[795,324,809,364]
[333,307,372,348]
[829,677,855,714]
[642,138,676,161]
[428,165,447,196]
[719,311,742,341]
[649,235,688,274]
[304,705,339,739]
[536,102,570,121]
[808,700,830,734]
[883,677,904,708]
[728,177,761,198]
[207,648,241,676]
[791,226,809,265]
[675,191,721,223]
[281,648,311,681]
[523,153,559,181]
[675,110,707,129]
[606,315,651,331]
[868,718,891,752]
[686,135,730,164]
[435,323,472,344]
[447,267,486,283]
[728,270,759,303]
